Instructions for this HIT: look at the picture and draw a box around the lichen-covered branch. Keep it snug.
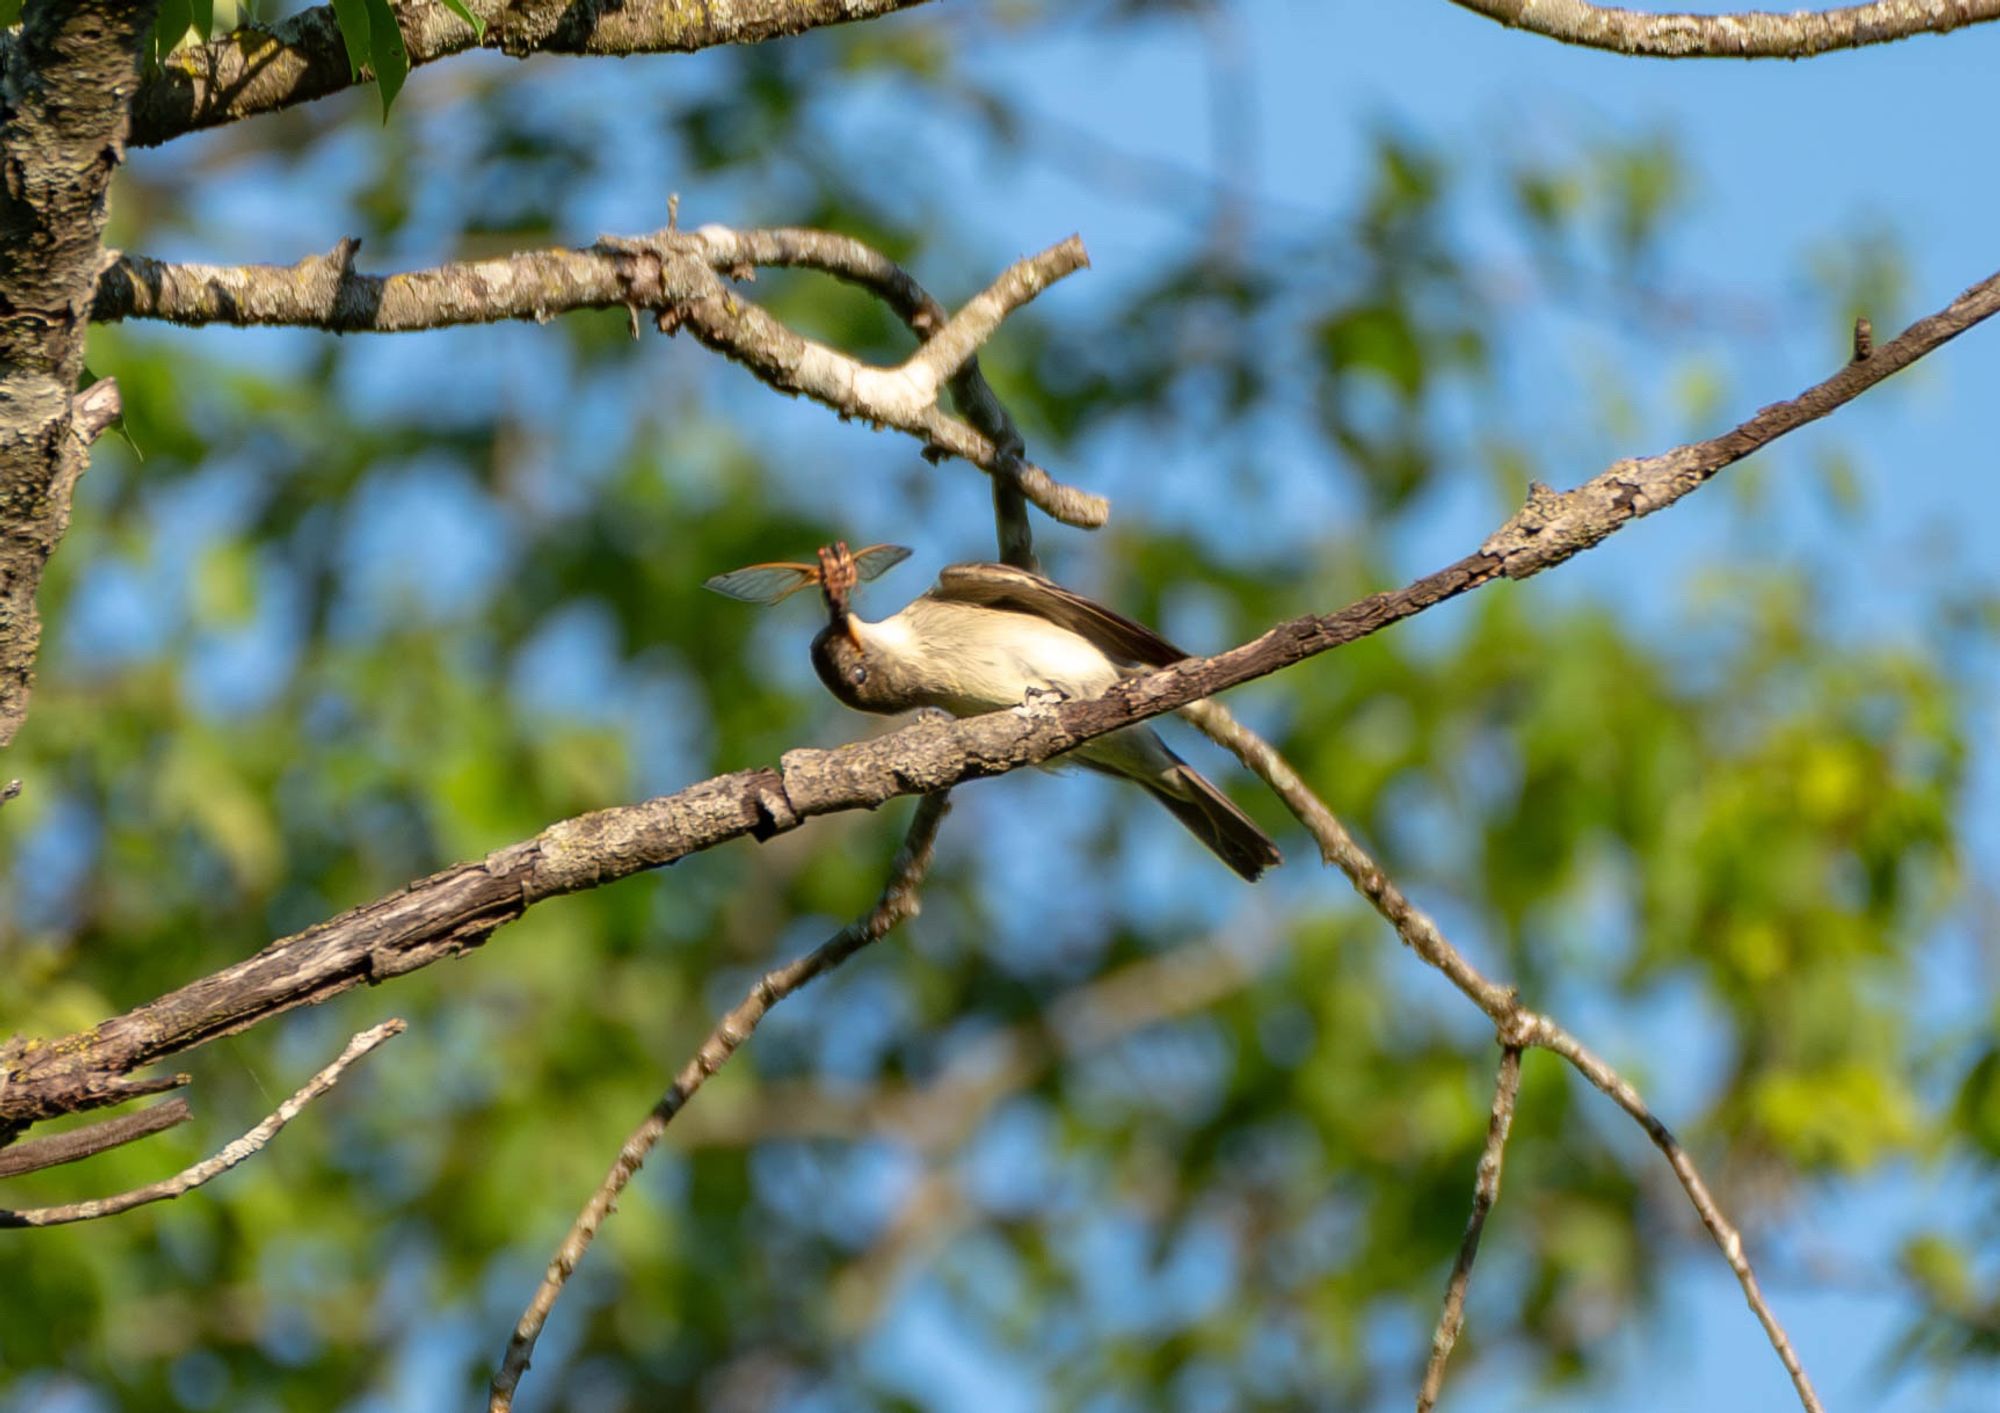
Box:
[0,1021,401,1228]
[1448,0,2000,58]
[91,226,1108,530]
[487,794,949,1413]
[0,0,156,752]
[128,0,936,148]
[695,226,1047,567]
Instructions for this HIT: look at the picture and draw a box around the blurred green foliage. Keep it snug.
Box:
[2,4,1997,1410]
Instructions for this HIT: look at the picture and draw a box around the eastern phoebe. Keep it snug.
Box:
[706,543,1280,881]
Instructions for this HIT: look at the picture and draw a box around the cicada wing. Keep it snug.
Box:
[701,561,821,605]
[851,544,913,583]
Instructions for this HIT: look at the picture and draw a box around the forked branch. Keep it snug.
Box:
[93,226,1106,531]
[694,226,1051,566]
[1184,702,1824,1412]
[1,1021,402,1228]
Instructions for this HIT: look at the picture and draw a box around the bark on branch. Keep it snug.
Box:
[694,226,1049,567]
[91,226,1108,531]
[0,0,157,751]
[5,261,1996,1161]
[129,0,937,148]
[1447,0,2000,58]
[0,1021,402,1227]
[0,1096,191,1179]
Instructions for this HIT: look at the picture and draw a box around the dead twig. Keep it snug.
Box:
[488,794,951,1413]
[1418,1046,1524,1412]
[0,1021,403,1228]
[0,1097,193,1180]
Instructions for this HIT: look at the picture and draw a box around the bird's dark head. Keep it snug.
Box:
[810,618,876,711]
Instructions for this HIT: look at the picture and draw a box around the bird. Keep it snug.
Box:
[704,542,1281,881]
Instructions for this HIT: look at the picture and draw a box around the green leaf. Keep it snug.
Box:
[189,0,213,41]
[330,0,372,82]
[0,2,23,30]
[436,0,485,41]
[151,0,192,63]
[363,0,409,119]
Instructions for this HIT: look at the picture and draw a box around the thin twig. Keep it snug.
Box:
[1182,700,1824,1413]
[0,1097,193,1179]
[1511,1015,1823,1411]
[487,794,951,1413]
[1418,1045,1523,1412]
[0,1021,403,1227]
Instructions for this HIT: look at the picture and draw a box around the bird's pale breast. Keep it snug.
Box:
[881,598,1122,715]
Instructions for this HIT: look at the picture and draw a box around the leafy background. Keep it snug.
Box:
[3,2,1999,1409]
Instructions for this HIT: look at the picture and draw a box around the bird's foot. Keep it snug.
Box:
[1014,685,1070,714]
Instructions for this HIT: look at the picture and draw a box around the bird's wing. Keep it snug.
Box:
[930,562,1186,667]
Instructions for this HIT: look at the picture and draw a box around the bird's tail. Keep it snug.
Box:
[1137,764,1283,883]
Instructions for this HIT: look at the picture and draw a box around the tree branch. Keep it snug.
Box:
[692,226,1064,560]
[91,226,1108,531]
[1509,1013,1825,1410]
[0,1096,191,1179]
[7,262,1994,1180]
[487,793,950,1413]
[128,0,937,148]
[0,1020,402,1228]
[1418,1046,1523,1413]
[0,0,157,752]
[1183,702,1824,1413]
[1447,0,2000,58]
[693,225,1050,567]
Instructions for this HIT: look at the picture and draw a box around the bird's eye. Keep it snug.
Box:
[849,664,868,686]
